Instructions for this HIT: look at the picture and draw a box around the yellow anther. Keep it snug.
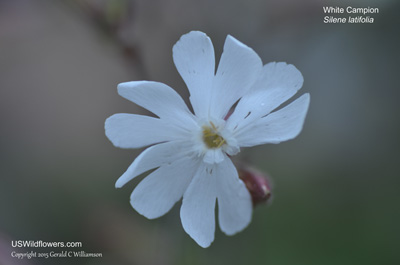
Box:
[202,123,226,149]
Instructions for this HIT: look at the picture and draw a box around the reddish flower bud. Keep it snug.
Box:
[238,165,272,206]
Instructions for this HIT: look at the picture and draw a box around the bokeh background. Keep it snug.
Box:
[1,0,399,264]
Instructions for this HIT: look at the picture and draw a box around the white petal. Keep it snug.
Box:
[180,163,217,248]
[203,149,225,164]
[216,156,252,235]
[117,81,196,128]
[173,31,215,118]
[209,35,262,119]
[227,62,304,132]
[251,62,304,94]
[131,156,200,219]
[105,114,185,148]
[116,140,193,188]
[235,93,310,147]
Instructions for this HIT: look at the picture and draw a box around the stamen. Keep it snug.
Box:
[210,121,217,131]
[202,123,226,149]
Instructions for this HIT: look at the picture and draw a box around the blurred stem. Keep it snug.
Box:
[64,0,149,79]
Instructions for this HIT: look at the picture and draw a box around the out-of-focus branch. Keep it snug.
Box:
[68,0,149,79]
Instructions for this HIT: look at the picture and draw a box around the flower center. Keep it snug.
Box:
[202,121,225,149]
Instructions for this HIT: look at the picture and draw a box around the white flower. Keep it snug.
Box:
[105,31,310,247]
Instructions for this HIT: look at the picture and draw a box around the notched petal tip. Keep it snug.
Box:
[261,61,305,92]
[176,30,210,42]
[116,81,131,91]
[224,35,263,68]
[116,80,159,104]
[283,63,304,90]
[115,173,128,188]
[278,92,311,140]
[130,199,159,220]
[277,92,311,141]
[116,81,145,99]
[172,31,212,58]
[226,34,249,49]
[180,210,216,248]
[115,182,122,189]
[303,92,311,101]
[104,114,136,149]
[197,238,214,248]
[296,93,311,120]
[104,114,120,147]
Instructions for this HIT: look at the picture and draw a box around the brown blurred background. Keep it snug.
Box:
[1,0,399,264]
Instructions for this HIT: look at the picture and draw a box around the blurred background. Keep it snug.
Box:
[1,0,399,264]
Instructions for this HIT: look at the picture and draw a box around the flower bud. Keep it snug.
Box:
[238,165,272,206]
